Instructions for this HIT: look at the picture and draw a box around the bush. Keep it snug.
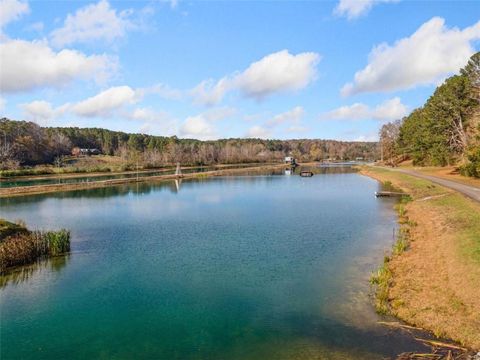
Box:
[0,168,55,177]
[459,147,480,178]
[0,227,70,273]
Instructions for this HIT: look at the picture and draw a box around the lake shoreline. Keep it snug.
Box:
[0,162,277,180]
[0,163,295,198]
[360,165,480,352]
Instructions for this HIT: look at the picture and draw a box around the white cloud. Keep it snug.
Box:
[125,107,172,123]
[137,83,183,100]
[50,0,133,47]
[129,107,156,121]
[21,100,54,123]
[334,0,398,20]
[324,103,370,120]
[177,107,234,140]
[245,125,271,139]
[323,97,408,121]
[266,106,304,127]
[20,100,70,124]
[0,39,115,93]
[0,0,29,32]
[245,106,307,138]
[179,115,217,140]
[130,108,178,136]
[21,100,53,121]
[372,97,408,120]
[191,50,320,105]
[190,78,231,106]
[72,86,137,117]
[342,17,480,95]
[236,50,320,99]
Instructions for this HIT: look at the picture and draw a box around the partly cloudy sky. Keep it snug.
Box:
[0,0,478,141]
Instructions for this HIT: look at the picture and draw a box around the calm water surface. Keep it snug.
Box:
[0,168,428,359]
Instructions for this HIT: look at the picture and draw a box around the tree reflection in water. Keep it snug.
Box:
[0,254,69,288]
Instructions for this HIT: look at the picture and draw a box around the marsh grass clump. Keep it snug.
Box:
[393,231,409,255]
[0,221,70,274]
[370,256,392,314]
[395,204,407,218]
[371,197,415,314]
[36,230,71,256]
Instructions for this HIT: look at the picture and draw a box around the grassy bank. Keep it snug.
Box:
[0,155,128,178]
[0,219,70,274]
[0,154,276,179]
[362,166,480,350]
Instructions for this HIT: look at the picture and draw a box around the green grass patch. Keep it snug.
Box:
[370,256,392,315]
[432,194,480,264]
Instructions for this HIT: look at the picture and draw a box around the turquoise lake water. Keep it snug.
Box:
[0,168,428,359]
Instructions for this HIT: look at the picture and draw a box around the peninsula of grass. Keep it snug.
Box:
[0,219,70,274]
[362,165,480,350]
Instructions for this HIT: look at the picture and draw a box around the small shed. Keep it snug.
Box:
[79,148,101,156]
[285,156,296,165]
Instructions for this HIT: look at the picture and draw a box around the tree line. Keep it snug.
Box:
[0,119,378,169]
[379,52,480,177]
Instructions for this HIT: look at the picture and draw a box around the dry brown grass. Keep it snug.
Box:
[362,166,480,351]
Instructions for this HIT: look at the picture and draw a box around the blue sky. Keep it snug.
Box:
[0,0,479,141]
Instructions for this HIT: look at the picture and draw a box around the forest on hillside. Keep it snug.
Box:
[0,119,378,169]
[379,52,480,177]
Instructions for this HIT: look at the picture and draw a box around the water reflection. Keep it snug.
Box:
[0,170,290,206]
[0,254,69,288]
[0,164,263,188]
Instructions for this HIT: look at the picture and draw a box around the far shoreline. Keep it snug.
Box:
[0,162,298,198]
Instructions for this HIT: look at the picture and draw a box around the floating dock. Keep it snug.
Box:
[375,191,406,197]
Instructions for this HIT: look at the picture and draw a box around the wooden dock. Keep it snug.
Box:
[375,191,407,197]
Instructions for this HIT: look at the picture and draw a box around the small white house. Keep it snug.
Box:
[285,156,296,165]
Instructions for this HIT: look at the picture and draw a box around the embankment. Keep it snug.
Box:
[0,163,289,198]
[362,166,480,350]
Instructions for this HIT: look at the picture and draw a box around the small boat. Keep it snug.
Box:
[300,171,314,177]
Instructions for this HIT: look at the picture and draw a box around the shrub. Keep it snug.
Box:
[459,147,480,178]
[0,226,70,273]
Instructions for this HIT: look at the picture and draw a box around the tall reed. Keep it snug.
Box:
[0,229,70,273]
